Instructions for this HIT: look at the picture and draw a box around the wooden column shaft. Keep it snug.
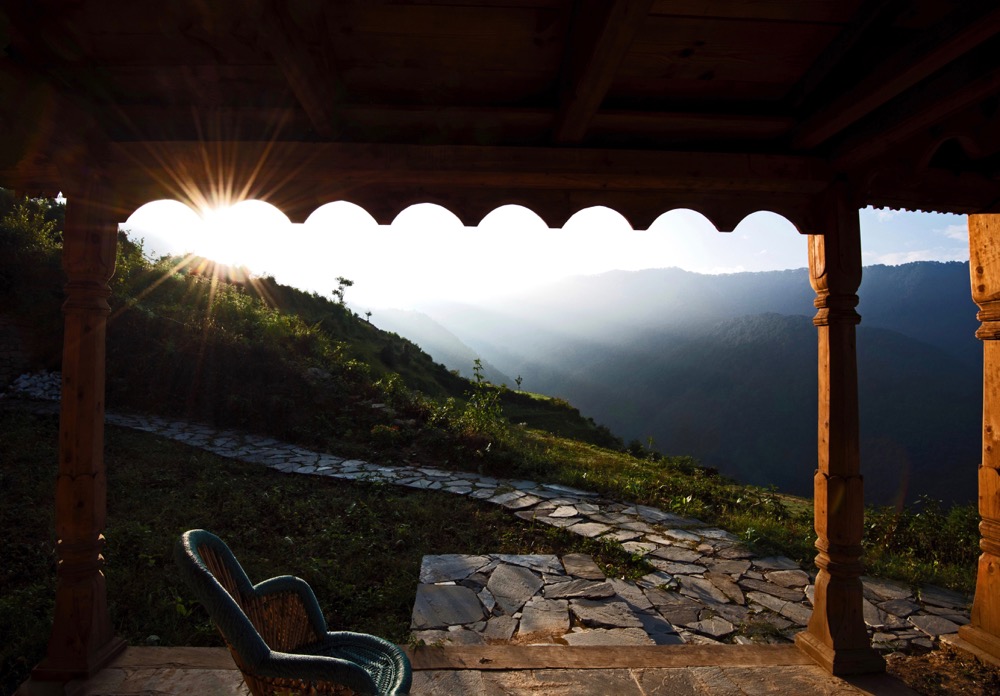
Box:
[795,186,884,676]
[31,189,125,684]
[960,215,1000,658]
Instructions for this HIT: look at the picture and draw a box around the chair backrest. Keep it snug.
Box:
[174,529,271,670]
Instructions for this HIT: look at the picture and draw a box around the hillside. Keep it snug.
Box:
[402,263,981,505]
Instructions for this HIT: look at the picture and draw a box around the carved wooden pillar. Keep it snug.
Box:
[959,214,1000,659]
[794,186,885,675]
[30,182,125,685]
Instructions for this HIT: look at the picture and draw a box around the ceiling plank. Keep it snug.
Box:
[786,0,900,111]
[793,2,1000,149]
[553,0,655,144]
[252,0,338,139]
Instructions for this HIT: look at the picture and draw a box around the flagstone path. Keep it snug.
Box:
[3,371,974,654]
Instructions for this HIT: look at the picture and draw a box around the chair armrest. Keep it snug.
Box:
[246,575,328,651]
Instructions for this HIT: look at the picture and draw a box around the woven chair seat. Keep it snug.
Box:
[175,529,411,695]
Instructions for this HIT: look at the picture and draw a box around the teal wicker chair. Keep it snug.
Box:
[175,530,411,695]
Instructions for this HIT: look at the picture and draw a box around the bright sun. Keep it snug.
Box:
[126,199,292,270]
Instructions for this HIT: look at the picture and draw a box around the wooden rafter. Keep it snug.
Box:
[834,58,1000,170]
[553,0,654,144]
[793,2,1000,150]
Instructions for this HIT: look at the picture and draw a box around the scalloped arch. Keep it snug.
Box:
[125,196,814,237]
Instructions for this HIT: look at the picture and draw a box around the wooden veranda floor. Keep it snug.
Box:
[54,645,920,695]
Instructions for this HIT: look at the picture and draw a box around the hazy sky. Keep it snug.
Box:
[124,200,968,310]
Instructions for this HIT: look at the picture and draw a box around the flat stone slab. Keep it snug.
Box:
[738,578,803,602]
[420,555,490,583]
[561,553,605,581]
[412,585,486,629]
[518,598,570,639]
[488,563,545,615]
[678,576,731,605]
[497,554,563,575]
[563,628,654,646]
[862,576,913,602]
[544,579,616,600]
[753,556,800,571]
[567,521,612,538]
[909,613,962,638]
[650,546,703,563]
[765,570,810,588]
[570,599,644,629]
[687,617,735,639]
[918,585,970,610]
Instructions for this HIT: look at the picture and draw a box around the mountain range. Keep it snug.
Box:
[369,262,982,505]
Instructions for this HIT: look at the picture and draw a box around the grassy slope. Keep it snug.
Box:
[0,408,643,695]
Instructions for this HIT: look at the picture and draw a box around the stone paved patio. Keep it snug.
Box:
[3,373,974,654]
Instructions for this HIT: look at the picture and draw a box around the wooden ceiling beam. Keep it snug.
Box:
[553,0,654,144]
[793,2,1000,150]
[834,59,1000,171]
[251,0,338,139]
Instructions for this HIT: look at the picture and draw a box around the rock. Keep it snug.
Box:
[862,576,913,602]
[544,579,616,600]
[678,575,731,604]
[482,616,518,641]
[765,570,810,588]
[607,577,654,613]
[649,559,707,575]
[643,586,700,615]
[779,602,812,626]
[687,616,735,639]
[497,554,563,574]
[411,585,486,629]
[413,628,486,646]
[550,505,579,518]
[738,578,803,602]
[746,591,786,614]
[662,529,702,544]
[517,598,569,639]
[487,563,544,615]
[622,541,659,556]
[570,598,644,629]
[561,554,605,581]
[878,598,920,618]
[919,585,970,610]
[702,558,751,576]
[909,613,962,638]
[563,627,654,646]
[705,572,745,605]
[753,556,800,571]
[420,555,490,584]
[567,521,612,538]
[710,603,750,626]
[650,546,703,564]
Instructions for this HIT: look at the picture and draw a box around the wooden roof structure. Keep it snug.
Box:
[7,1,1000,692]
[2,0,1000,228]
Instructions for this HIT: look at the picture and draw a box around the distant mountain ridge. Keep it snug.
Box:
[388,262,981,505]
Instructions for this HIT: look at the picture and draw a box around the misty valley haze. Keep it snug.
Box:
[370,262,981,506]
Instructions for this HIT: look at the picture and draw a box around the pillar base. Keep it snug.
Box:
[958,624,1000,662]
[29,636,126,684]
[795,630,885,676]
